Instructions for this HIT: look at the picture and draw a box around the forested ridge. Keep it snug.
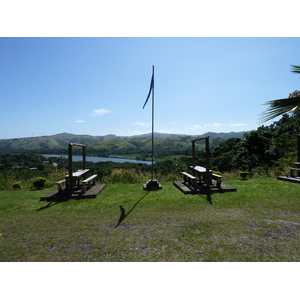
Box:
[0,131,245,158]
[210,111,300,172]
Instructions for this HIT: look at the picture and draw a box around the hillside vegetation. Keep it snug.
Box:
[0,131,246,158]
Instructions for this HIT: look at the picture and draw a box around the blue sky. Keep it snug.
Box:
[1,37,300,139]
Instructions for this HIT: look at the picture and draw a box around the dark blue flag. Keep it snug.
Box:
[142,74,154,109]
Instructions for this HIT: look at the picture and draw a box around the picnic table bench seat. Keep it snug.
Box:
[211,173,222,187]
[82,174,98,193]
[290,167,300,177]
[181,171,197,187]
[55,179,66,193]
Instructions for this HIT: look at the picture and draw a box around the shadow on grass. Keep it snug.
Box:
[115,191,150,228]
[37,196,70,211]
[198,193,213,204]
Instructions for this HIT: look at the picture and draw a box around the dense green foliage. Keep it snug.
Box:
[211,110,300,172]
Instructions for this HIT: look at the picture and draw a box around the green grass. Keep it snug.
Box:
[1,178,300,261]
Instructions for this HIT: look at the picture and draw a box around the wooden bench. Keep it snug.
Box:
[290,168,300,177]
[82,174,98,193]
[182,172,197,187]
[55,179,66,193]
[211,173,222,187]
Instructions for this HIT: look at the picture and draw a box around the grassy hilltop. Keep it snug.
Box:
[1,178,300,262]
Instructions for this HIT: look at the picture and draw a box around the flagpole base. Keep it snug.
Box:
[143,179,162,191]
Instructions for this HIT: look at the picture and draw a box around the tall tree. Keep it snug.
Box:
[260,65,300,123]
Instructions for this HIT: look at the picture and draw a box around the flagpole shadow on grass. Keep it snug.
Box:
[197,193,213,205]
[142,65,162,191]
[115,191,150,228]
[37,197,69,211]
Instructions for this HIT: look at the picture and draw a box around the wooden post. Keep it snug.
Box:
[192,140,196,167]
[68,143,73,194]
[297,135,300,176]
[205,137,211,192]
[67,143,87,194]
[191,136,211,192]
[82,145,86,177]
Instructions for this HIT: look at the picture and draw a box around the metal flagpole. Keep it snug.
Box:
[143,65,162,190]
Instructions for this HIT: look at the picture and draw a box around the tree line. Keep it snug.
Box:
[209,110,300,172]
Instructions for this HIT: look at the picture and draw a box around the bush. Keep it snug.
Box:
[33,177,47,189]
[213,170,222,176]
[109,169,141,184]
[12,182,23,189]
[240,171,249,180]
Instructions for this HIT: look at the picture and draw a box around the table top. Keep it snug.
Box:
[65,169,90,178]
[190,166,212,173]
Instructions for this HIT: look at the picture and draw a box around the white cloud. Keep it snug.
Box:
[183,122,248,134]
[90,108,111,117]
[210,123,222,128]
[135,122,146,126]
[75,120,85,123]
[135,122,151,127]
[227,123,246,127]
[187,123,222,131]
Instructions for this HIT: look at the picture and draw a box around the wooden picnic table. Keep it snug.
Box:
[190,165,222,187]
[190,166,212,181]
[65,169,90,187]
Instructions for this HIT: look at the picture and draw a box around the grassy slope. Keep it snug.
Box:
[1,178,300,262]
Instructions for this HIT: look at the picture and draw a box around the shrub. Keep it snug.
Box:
[109,168,141,184]
[12,182,23,189]
[33,177,47,189]
[240,171,249,180]
[213,170,222,176]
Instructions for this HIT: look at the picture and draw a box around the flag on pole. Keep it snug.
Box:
[142,73,154,109]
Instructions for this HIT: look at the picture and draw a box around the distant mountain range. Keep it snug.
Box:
[0,131,248,156]
[129,131,247,139]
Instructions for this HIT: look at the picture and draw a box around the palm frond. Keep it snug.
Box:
[259,96,300,123]
[291,65,300,74]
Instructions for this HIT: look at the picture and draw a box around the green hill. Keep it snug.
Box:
[0,131,247,157]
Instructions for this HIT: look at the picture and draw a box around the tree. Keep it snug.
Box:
[211,138,241,171]
[232,128,275,171]
[261,65,300,123]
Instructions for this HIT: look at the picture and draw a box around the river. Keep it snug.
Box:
[43,154,153,165]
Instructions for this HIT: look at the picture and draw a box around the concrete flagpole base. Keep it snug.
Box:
[143,179,162,191]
